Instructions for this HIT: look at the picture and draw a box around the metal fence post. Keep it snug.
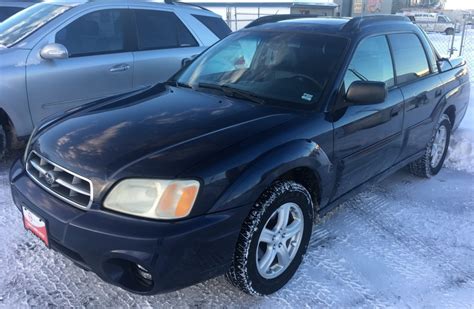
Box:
[449,31,456,57]
[234,6,238,31]
[459,20,467,56]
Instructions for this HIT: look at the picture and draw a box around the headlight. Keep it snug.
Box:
[104,179,200,220]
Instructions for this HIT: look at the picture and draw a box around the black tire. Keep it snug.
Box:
[409,114,451,178]
[0,124,6,160]
[226,180,314,295]
[445,28,454,35]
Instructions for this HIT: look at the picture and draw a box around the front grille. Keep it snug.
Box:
[26,152,93,209]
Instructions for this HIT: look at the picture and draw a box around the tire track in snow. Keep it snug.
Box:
[328,198,437,283]
[349,192,474,288]
[306,227,392,308]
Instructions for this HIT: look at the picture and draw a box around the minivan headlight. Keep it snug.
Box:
[104,179,200,220]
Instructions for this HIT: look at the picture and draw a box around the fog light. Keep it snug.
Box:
[135,264,153,283]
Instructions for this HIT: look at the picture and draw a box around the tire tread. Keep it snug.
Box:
[226,180,312,295]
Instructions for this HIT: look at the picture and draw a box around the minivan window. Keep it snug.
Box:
[0,3,71,48]
[389,33,430,84]
[192,14,231,39]
[56,9,128,58]
[177,30,348,108]
[135,10,198,50]
[344,35,395,90]
[0,6,23,22]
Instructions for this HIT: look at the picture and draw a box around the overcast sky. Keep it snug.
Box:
[445,0,474,10]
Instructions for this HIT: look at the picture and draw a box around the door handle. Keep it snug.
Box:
[435,89,442,98]
[109,64,130,72]
[390,105,402,117]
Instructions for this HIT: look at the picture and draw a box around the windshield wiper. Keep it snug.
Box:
[166,80,192,88]
[197,83,266,105]
[348,68,368,81]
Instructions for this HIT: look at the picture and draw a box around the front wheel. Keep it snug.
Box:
[226,181,314,295]
[409,114,451,178]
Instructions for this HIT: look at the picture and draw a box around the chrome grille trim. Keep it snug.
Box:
[26,151,93,209]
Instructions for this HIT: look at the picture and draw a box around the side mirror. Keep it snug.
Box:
[346,81,387,105]
[181,57,193,68]
[181,54,199,68]
[40,43,69,60]
[437,58,452,72]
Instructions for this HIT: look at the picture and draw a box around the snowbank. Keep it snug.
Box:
[445,85,474,174]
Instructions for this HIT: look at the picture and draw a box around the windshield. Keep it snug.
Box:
[0,6,23,22]
[0,3,71,48]
[176,30,348,108]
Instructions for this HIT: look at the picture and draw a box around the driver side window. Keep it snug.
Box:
[56,9,128,58]
[343,35,395,92]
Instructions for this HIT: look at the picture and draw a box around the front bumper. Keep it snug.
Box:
[9,158,248,294]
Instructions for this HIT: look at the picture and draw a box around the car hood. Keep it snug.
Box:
[32,85,295,181]
[0,47,28,68]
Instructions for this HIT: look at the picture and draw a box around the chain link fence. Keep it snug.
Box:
[413,22,474,73]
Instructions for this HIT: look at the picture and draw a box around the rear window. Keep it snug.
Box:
[192,14,231,39]
[388,33,430,84]
[135,10,198,50]
[0,6,23,22]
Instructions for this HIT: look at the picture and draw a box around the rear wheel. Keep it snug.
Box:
[226,181,314,295]
[0,124,6,160]
[409,114,451,178]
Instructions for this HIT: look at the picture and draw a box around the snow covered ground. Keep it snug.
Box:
[0,37,473,309]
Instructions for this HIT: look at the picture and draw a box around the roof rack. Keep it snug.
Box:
[245,14,320,28]
[342,15,411,31]
[163,0,211,12]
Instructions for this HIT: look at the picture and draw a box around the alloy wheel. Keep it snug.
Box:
[256,202,304,279]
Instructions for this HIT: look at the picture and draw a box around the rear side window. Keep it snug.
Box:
[134,10,198,50]
[388,33,430,84]
[344,35,395,90]
[192,14,231,39]
[0,6,23,22]
[56,9,129,57]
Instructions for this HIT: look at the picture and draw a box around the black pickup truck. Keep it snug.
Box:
[10,15,470,296]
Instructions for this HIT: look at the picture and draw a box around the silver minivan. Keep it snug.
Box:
[0,0,230,158]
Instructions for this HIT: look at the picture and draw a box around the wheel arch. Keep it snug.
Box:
[0,108,23,149]
[0,108,12,128]
[210,139,334,215]
[444,104,456,127]
[276,167,321,210]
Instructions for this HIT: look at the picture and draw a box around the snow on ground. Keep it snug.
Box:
[446,105,474,173]
[0,33,473,309]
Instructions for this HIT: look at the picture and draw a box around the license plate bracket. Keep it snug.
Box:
[22,206,49,247]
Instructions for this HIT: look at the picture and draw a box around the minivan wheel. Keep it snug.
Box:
[226,181,313,295]
[409,114,451,178]
[0,125,6,160]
